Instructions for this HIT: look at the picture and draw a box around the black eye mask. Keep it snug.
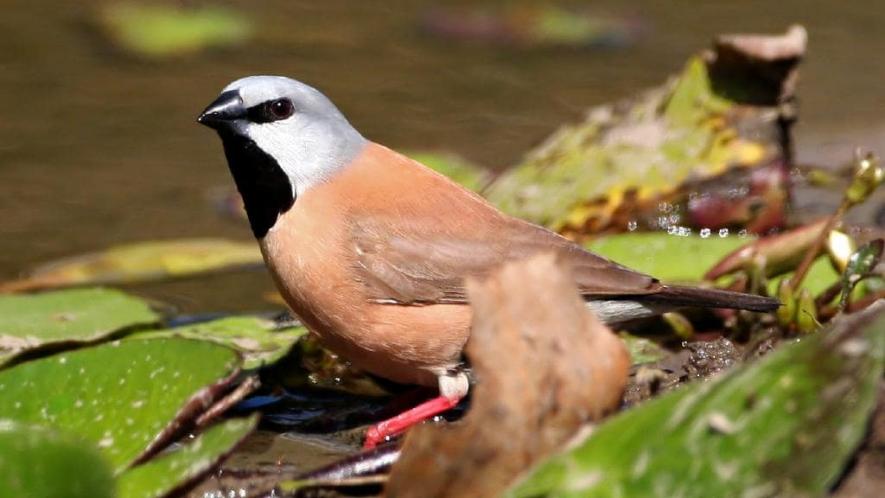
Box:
[247,98,295,124]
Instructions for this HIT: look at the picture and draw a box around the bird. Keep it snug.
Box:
[197,76,779,448]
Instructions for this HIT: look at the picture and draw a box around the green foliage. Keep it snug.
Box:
[587,233,747,283]
[0,288,159,366]
[133,316,307,370]
[406,151,488,192]
[507,306,885,497]
[117,415,258,498]
[100,3,252,58]
[0,338,240,471]
[0,421,115,498]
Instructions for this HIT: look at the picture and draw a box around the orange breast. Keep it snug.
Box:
[259,143,474,387]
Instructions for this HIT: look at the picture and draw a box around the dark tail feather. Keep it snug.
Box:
[647,285,780,312]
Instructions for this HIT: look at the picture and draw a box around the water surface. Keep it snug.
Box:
[2,0,884,311]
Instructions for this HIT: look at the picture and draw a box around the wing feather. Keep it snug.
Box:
[352,216,661,305]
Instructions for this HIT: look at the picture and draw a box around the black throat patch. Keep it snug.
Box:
[218,131,295,238]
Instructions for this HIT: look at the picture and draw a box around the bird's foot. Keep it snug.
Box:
[362,394,461,449]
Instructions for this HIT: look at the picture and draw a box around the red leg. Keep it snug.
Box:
[363,395,461,449]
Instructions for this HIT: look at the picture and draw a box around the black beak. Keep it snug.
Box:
[197,90,246,129]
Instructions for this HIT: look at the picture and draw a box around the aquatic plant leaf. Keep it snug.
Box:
[406,151,488,191]
[486,27,804,236]
[587,233,748,282]
[506,302,885,497]
[99,3,251,58]
[0,287,159,366]
[0,338,241,472]
[0,238,263,292]
[117,415,258,498]
[132,316,306,370]
[0,421,115,498]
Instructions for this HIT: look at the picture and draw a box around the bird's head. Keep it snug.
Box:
[198,76,366,237]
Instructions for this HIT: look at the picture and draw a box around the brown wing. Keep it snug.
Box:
[352,215,661,305]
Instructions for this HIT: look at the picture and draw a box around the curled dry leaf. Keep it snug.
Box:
[385,253,630,498]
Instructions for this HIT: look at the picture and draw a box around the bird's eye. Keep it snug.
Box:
[268,99,294,120]
[246,98,295,123]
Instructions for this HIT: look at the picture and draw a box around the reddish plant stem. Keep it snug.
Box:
[788,202,847,289]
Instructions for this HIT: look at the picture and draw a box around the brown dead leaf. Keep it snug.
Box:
[385,253,630,498]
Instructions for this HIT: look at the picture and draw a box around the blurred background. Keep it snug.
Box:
[2,0,884,312]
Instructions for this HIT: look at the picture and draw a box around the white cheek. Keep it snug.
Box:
[246,120,321,197]
[244,114,366,197]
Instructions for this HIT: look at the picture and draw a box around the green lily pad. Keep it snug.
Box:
[0,420,115,498]
[0,287,159,366]
[406,151,488,192]
[588,233,748,283]
[132,316,307,370]
[118,415,258,498]
[99,3,252,58]
[507,303,885,497]
[0,238,263,293]
[0,337,241,472]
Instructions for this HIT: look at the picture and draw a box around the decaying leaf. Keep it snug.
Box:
[385,253,629,498]
[486,26,805,236]
[0,238,263,293]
